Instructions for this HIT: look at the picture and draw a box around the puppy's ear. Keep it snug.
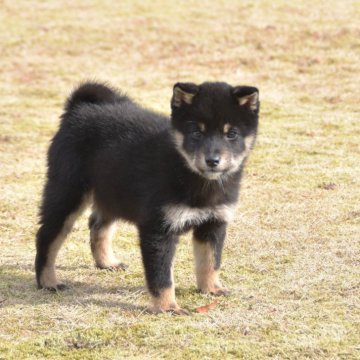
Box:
[172,83,199,108]
[233,86,259,112]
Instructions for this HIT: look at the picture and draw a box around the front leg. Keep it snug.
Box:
[193,221,229,296]
[139,225,188,315]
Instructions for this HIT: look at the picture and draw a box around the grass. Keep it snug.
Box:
[0,0,359,358]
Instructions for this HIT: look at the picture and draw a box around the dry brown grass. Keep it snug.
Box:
[0,0,359,359]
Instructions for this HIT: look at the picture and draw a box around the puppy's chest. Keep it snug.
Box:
[162,202,236,232]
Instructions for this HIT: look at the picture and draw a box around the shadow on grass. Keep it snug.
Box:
[0,265,149,312]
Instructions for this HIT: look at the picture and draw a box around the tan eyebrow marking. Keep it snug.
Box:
[223,123,231,133]
[198,122,205,132]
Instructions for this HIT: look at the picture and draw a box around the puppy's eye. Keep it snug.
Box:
[226,128,238,140]
[191,129,203,139]
[186,122,204,139]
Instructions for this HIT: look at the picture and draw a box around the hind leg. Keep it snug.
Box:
[89,210,127,270]
[35,180,88,290]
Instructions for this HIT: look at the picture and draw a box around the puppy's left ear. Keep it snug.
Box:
[172,82,199,108]
[233,86,259,112]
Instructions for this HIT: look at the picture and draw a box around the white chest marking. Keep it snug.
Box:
[162,203,236,232]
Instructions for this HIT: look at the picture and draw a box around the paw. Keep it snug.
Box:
[150,305,190,316]
[210,287,230,296]
[199,286,230,296]
[168,307,190,316]
[96,262,128,271]
[39,283,69,292]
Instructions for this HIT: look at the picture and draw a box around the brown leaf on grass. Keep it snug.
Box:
[195,300,219,313]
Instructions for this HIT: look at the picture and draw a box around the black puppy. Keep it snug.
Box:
[35,81,259,314]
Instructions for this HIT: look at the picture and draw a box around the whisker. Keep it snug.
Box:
[217,177,225,194]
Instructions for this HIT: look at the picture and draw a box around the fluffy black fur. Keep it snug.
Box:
[35,81,259,312]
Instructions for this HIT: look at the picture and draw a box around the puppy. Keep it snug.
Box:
[35,81,259,314]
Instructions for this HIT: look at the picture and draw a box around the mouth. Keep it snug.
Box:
[200,169,225,180]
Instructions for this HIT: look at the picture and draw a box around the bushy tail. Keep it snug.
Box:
[64,81,128,112]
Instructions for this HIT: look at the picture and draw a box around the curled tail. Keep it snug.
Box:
[65,81,128,112]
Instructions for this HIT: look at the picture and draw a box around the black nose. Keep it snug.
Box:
[206,155,220,168]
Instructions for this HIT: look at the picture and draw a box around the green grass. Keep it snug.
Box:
[1,0,359,359]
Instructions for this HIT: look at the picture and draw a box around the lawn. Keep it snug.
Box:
[0,0,359,359]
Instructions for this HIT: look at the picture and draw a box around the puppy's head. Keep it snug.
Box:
[171,82,259,180]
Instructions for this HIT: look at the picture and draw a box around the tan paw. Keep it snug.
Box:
[167,307,190,316]
[199,286,230,296]
[210,287,230,296]
[39,283,69,292]
[149,305,190,316]
[96,262,128,271]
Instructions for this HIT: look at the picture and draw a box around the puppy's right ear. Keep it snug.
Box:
[172,83,199,108]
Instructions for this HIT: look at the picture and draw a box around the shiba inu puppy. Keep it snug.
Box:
[35,81,259,314]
